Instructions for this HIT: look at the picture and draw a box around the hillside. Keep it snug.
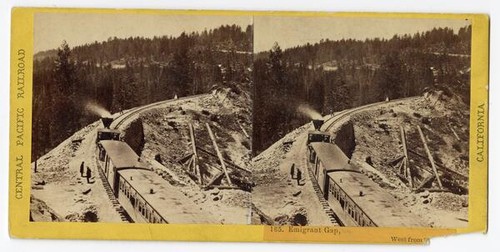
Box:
[32,24,253,161]
[30,88,252,224]
[252,89,469,227]
[253,25,471,155]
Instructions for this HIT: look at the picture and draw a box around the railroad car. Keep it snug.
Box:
[96,117,121,143]
[306,119,331,146]
[97,140,214,224]
[309,142,351,197]
[308,141,424,227]
[96,128,121,143]
[97,140,149,197]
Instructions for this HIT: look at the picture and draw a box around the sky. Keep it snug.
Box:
[34,12,470,54]
[34,12,252,53]
[253,16,471,52]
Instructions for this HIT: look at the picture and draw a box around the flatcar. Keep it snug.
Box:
[97,140,214,224]
[308,142,424,227]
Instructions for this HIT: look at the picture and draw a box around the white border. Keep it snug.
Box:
[1,1,498,252]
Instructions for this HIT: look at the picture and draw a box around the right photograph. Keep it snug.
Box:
[251,15,471,228]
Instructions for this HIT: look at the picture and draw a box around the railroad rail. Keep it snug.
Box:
[111,94,209,130]
[301,156,341,226]
[321,97,469,186]
[322,97,418,132]
[95,161,134,222]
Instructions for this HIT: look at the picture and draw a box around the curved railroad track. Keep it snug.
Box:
[320,95,468,181]
[111,94,209,130]
[321,97,418,132]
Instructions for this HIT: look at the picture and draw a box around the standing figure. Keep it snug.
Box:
[296,169,302,186]
[86,167,92,183]
[80,161,85,177]
[290,163,296,179]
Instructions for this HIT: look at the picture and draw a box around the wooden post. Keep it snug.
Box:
[206,123,232,186]
[417,125,443,189]
[196,146,251,173]
[185,156,193,173]
[448,123,460,141]
[407,149,468,179]
[189,123,202,184]
[204,172,225,188]
[238,122,250,138]
[415,174,436,192]
[400,126,412,188]
[397,158,405,176]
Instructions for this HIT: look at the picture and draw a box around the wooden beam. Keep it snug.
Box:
[388,155,404,166]
[196,146,251,174]
[400,126,412,188]
[206,123,233,186]
[415,174,435,192]
[209,185,241,190]
[185,156,193,173]
[417,125,443,189]
[189,123,202,184]
[175,153,194,164]
[407,149,468,179]
[448,123,460,141]
[397,157,405,176]
[204,172,224,187]
[238,122,250,138]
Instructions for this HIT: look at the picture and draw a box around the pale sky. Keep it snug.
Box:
[34,13,470,54]
[34,13,253,53]
[254,16,470,53]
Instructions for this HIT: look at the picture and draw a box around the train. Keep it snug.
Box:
[95,117,212,224]
[96,117,121,143]
[306,120,423,227]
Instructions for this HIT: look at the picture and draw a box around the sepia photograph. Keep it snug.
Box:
[30,12,253,224]
[251,16,471,228]
[5,4,492,248]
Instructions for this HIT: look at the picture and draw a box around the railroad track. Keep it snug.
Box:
[96,161,134,223]
[322,97,418,132]
[111,94,209,130]
[302,156,341,226]
[320,96,469,183]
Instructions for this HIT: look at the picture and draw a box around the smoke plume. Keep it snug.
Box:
[297,104,322,120]
[85,102,111,118]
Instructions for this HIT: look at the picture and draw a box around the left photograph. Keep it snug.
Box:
[30,12,253,224]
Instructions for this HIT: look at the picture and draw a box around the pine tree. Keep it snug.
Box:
[54,41,76,95]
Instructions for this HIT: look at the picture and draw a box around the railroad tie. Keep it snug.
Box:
[302,158,340,226]
[96,163,134,223]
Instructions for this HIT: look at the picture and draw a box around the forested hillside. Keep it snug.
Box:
[253,26,471,155]
[32,24,253,160]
